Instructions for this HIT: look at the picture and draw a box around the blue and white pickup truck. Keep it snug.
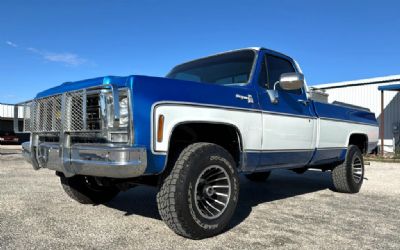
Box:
[15,47,379,239]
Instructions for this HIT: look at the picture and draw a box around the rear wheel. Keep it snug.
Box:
[245,171,271,182]
[60,175,120,204]
[332,145,364,193]
[157,143,239,239]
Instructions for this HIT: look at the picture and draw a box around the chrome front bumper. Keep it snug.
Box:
[22,141,147,178]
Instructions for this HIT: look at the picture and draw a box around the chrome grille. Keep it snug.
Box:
[21,90,101,133]
[65,91,85,132]
[31,94,62,132]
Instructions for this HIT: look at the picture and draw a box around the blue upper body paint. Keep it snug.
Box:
[33,49,378,174]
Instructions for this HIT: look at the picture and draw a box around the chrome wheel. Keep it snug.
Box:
[194,165,231,220]
[352,156,363,183]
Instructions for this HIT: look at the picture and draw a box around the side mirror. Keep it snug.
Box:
[278,73,304,91]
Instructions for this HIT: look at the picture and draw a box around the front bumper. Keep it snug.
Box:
[22,141,147,178]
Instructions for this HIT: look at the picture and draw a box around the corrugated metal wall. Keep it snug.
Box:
[0,103,23,119]
[320,80,400,152]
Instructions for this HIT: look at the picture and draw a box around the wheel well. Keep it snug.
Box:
[164,123,242,173]
[348,134,368,154]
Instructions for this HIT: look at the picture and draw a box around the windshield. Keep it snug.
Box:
[166,50,256,85]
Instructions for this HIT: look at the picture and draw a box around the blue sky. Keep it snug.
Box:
[1,0,400,103]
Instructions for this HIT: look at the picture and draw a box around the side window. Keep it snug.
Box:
[258,57,268,88]
[265,55,302,94]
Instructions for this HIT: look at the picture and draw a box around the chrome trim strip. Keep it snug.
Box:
[153,101,260,113]
[315,147,346,150]
[262,110,315,119]
[127,88,134,145]
[319,117,378,127]
[244,147,346,153]
[152,101,318,119]
[244,149,314,153]
[110,84,120,127]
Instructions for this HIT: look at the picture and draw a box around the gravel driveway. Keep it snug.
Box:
[0,153,399,249]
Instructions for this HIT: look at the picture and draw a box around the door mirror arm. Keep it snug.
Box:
[266,89,279,104]
[265,81,280,104]
[273,80,280,91]
[265,73,305,104]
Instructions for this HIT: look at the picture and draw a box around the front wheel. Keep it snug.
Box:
[157,143,240,239]
[332,145,364,193]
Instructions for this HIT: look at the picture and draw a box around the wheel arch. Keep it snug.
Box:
[161,121,244,175]
[347,133,369,154]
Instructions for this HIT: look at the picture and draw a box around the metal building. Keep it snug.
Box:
[1,103,20,131]
[0,103,28,142]
[316,75,400,153]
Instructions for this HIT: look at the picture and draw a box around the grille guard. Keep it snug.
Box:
[15,84,142,178]
[14,83,121,134]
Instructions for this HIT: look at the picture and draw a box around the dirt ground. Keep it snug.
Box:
[0,152,399,249]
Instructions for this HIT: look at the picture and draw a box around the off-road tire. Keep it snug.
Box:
[60,175,120,204]
[156,143,240,239]
[332,145,364,193]
[245,171,271,182]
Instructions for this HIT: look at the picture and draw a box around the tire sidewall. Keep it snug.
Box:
[177,145,239,237]
[346,146,364,192]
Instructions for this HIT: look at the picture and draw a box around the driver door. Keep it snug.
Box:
[256,52,316,170]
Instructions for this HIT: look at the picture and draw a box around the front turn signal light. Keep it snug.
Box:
[157,115,165,143]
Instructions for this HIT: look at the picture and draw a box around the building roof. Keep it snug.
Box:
[378,83,400,91]
[316,74,400,89]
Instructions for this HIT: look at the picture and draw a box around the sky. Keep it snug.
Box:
[1,0,400,103]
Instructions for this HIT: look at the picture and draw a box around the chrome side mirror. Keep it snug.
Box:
[278,73,304,91]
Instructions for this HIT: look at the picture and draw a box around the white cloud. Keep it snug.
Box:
[27,47,39,53]
[44,52,86,66]
[6,41,88,66]
[27,47,87,66]
[5,41,18,47]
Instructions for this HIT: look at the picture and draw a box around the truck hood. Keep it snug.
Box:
[35,75,134,99]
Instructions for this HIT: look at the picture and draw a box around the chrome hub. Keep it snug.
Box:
[204,186,215,197]
[194,165,231,220]
[352,156,363,183]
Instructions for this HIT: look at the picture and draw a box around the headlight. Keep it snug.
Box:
[119,97,129,128]
[101,89,132,143]
[103,91,129,128]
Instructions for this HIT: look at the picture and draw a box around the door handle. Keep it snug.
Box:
[297,99,310,106]
[235,94,254,104]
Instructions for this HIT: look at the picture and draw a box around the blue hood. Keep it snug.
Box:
[35,75,135,98]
